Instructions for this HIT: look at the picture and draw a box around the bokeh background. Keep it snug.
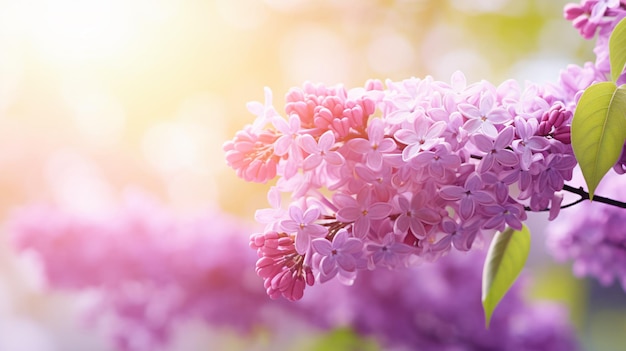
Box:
[0,0,624,350]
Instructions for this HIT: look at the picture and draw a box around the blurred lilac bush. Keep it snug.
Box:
[10,191,275,350]
[548,169,626,290]
[10,191,580,350]
[304,250,580,351]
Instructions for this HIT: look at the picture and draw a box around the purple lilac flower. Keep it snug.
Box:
[513,117,551,170]
[334,188,393,239]
[411,144,462,180]
[393,191,441,239]
[365,232,416,269]
[430,217,481,252]
[353,164,395,201]
[471,126,519,174]
[439,172,495,221]
[311,229,364,284]
[481,202,526,231]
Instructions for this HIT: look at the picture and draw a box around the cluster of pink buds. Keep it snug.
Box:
[250,230,314,300]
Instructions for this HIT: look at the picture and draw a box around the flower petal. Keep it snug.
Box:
[472,134,493,153]
[299,134,319,154]
[368,203,393,219]
[311,238,333,256]
[337,254,357,272]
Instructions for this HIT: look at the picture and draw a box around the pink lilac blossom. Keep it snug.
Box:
[300,250,580,351]
[223,1,626,301]
[547,170,626,290]
[225,70,592,300]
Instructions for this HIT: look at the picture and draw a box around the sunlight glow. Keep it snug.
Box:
[142,122,205,174]
[25,0,137,63]
[62,84,126,148]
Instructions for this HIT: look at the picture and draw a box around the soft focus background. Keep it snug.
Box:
[0,0,624,350]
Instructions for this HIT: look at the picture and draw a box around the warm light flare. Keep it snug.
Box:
[22,0,137,63]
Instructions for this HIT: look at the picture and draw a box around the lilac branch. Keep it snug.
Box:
[470,154,626,211]
[526,184,626,212]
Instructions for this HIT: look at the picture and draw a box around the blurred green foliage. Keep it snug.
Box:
[304,328,380,351]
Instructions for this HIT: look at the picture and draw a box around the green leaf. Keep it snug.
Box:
[610,17,626,82]
[571,82,626,200]
[482,225,531,328]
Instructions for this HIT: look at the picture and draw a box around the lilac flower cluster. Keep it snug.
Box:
[224,69,601,301]
[565,0,626,84]
[224,0,626,302]
[9,192,277,351]
[547,170,626,290]
[301,251,580,351]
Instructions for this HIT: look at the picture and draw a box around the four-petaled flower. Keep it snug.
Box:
[280,205,327,254]
[366,232,416,269]
[255,186,286,231]
[299,130,345,171]
[411,144,462,179]
[393,192,441,239]
[471,126,519,173]
[431,217,481,252]
[439,173,495,221]
[335,188,393,238]
[247,86,280,131]
[311,229,364,284]
[394,117,447,161]
[481,202,526,231]
[349,118,397,171]
[459,91,511,138]
[512,117,550,171]
[538,154,577,192]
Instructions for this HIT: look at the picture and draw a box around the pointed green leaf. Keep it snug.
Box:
[482,225,530,328]
[610,17,626,82]
[571,82,626,200]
